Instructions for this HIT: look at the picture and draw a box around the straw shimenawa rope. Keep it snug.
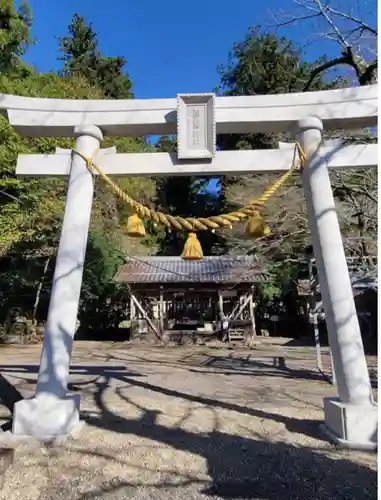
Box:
[73,142,306,233]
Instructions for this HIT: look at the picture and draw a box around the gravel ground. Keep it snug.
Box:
[0,342,377,499]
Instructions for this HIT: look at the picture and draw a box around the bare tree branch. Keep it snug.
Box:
[325,5,377,36]
[271,0,377,86]
[303,51,353,90]
[0,189,20,202]
[315,0,349,46]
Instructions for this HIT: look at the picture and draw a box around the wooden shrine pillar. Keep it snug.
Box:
[159,287,164,335]
[249,293,256,340]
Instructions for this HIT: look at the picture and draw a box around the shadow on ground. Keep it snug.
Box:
[78,376,376,499]
[0,364,377,499]
[0,374,23,414]
[88,348,378,388]
[83,350,331,382]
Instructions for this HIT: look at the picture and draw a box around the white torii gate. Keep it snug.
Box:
[1,85,378,449]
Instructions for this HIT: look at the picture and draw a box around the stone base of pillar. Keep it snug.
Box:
[11,393,82,442]
[320,397,377,451]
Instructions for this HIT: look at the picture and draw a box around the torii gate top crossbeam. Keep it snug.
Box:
[0,85,377,137]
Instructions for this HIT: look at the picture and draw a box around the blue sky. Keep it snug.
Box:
[24,0,344,99]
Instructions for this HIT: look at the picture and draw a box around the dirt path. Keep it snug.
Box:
[0,342,377,499]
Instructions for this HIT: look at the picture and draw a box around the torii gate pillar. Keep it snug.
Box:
[294,117,377,450]
[11,125,103,441]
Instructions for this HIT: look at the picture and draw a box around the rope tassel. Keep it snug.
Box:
[181,232,203,261]
[126,213,146,237]
[245,212,271,238]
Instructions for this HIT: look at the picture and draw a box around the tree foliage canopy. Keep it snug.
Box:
[0,3,376,332]
[58,13,133,99]
[0,7,157,328]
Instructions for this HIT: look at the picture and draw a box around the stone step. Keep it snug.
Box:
[228,331,245,342]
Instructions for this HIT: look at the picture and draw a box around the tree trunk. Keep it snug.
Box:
[32,257,51,325]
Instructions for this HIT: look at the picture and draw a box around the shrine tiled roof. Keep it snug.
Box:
[114,256,264,284]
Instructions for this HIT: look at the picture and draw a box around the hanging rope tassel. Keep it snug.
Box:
[125,213,146,237]
[181,232,203,260]
[245,211,271,238]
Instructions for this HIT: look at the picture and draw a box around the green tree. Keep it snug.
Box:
[215,27,350,260]
[58,13,133,99]
[155,135,194,255]
[0,72,104,257]
[0,0,32,73]
[154,136,224,256]
[0,72,103,324]
[0,7,158,327]
[216,27,341,152]
[0,69,156,326]
[57,12,158,253]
